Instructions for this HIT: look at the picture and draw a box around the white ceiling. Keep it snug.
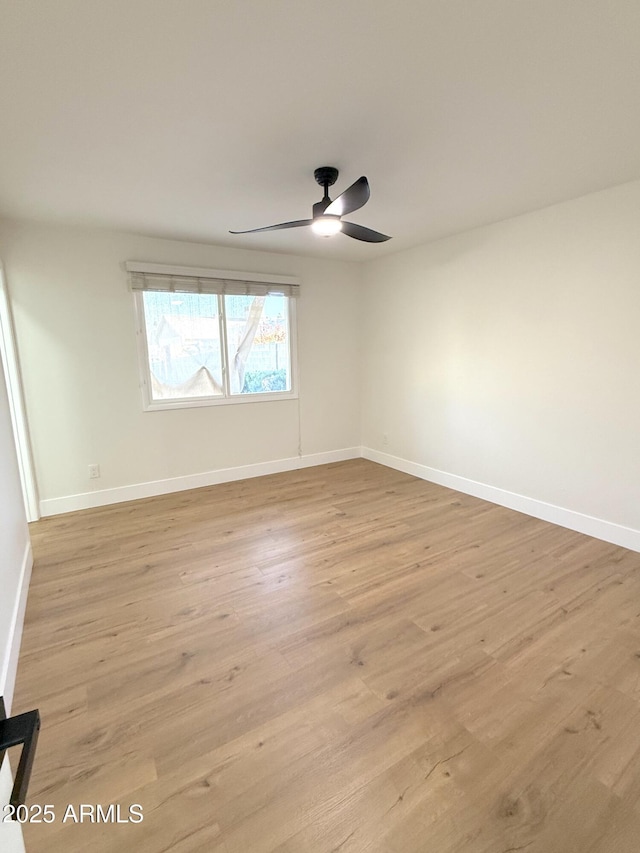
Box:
[1,0,640,262]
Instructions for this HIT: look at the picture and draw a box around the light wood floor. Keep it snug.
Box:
[12,459,640,852]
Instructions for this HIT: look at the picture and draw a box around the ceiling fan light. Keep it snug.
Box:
[311,215,342,237]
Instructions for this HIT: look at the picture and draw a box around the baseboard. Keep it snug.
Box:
[362,447,640,554]
[38,445,640,550]
[39,447,362,517]
[0,542,33,715]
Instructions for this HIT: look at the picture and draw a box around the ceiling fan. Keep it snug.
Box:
[230,167,391,243]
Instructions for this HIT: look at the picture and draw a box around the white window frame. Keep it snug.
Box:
[128,262,299,411]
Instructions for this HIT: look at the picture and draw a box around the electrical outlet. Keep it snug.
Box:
[88,464,100,479]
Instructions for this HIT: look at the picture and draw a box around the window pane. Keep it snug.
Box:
[142,292,223,400]
[224,294,291,395]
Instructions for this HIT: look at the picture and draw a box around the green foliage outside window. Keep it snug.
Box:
[241,369,288,393]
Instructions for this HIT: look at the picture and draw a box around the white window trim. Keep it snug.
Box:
[131,261,300,412]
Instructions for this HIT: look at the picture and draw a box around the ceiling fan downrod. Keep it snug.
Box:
[313,166,339,217]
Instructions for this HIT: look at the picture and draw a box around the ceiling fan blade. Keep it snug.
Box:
[341,221,391,243]
[324,177,370,217]
[230,219,312,234]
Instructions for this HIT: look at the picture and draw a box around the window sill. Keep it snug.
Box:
[143,390,299,412]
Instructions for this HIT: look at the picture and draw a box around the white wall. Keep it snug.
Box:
[0,221,362,514]
[0,337,32,712]
[0,277,31,853]
[361,180,640,546]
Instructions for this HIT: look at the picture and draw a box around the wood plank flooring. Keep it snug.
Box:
[12,458,640,852]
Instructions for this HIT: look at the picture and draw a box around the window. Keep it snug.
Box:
[128,263,298,410]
